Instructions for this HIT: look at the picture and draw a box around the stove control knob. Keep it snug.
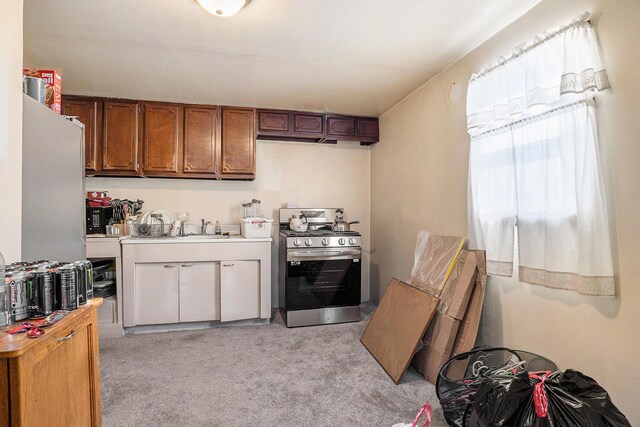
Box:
[293,239,302,247]
[338,238,346,245]
[304,239,313,247]
[349,238,357,245]
[322,238,330,246]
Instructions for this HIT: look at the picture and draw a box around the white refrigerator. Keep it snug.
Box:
[21,94,85,261]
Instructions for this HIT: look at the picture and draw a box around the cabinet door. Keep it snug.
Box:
[143,103,182,176]
[220,108,256,180]
[179,262,220,322]
[22,316,100,426]
[102,101,141,175]
[183,106,219,177]
[257,110,290,135]
[62,98,102,174]
[356,117,379,143]
[220,260,260,322]
[326,116,356,138]
[292,112,324,138]
[134,263,179,325]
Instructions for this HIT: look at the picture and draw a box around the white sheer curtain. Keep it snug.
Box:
[467,13,615,296]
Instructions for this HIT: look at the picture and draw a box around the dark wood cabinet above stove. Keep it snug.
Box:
[257,109,325,142]
[257,109,378,145]
[257,110,290,135]
[325,115,379,145]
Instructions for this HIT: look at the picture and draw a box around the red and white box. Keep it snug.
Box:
[23,68,62,114]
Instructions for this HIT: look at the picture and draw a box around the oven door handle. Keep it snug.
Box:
[288,249,361,261]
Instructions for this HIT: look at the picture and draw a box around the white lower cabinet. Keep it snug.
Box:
[134,260,259,325]
[135,263,179,325]
[220,260,260,322]
[179,262,220,322]
[123,241,271,329]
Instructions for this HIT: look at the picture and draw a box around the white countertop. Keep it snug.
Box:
[120,235,272,245]
[86,236,123,243]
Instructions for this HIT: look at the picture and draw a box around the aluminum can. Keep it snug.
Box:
[57,266,78,310]
[7,272,29,321]
[73,262,87,306]
[81,260,94,300]
[28,269,54,317]
[1,277,14,325]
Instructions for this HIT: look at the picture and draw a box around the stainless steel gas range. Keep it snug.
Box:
[278,208,362,327]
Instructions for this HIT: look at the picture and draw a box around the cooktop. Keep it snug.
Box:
[280,229,361,237]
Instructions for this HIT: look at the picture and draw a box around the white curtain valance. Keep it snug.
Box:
[467,12,609,135]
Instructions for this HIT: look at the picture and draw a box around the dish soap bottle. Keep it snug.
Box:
[214,220,222,235]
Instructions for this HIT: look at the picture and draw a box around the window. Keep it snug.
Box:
[466,13,614,296]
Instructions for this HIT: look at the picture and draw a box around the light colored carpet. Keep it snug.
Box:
[99,308,447,427]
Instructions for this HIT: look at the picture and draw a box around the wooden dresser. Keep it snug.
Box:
[0,298,103,427]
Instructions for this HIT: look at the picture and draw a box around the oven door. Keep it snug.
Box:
[285,248,361,310]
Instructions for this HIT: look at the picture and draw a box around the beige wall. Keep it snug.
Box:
[0,0,23,262]
[87,140,371,306]
[371,0,640,422]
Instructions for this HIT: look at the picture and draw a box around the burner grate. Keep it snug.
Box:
[280,229,361,237]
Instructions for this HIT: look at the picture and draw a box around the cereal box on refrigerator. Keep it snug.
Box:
[23,68,62,114]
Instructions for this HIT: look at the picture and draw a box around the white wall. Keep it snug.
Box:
[371,0,640,423]
[87,140,371,307]
[0,0,23,262]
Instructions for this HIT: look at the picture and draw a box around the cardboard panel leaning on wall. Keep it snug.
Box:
[361,278,439,384]
[411,250,486,382]
[412,312,460,383]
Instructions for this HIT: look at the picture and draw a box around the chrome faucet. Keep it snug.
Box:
[201,219,212,235]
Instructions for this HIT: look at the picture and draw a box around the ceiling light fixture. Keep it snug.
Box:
[196,0,250,17]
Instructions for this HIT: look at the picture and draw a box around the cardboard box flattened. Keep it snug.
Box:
[439,250,478,320]
[361,278,439,384]
[445,279,487,380]
[411,312,460,383]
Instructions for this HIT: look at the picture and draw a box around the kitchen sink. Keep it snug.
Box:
[178,234,232,239]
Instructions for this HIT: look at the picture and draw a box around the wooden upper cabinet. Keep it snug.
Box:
[142,103,182,176]
[325,115,379,144]
[102,101,141,175]
[220,108,256,180]
[257,110,290,135]
[356,117,380,145]
[61,95,376,180]
[62,98,102,174]
[326,116,356,139]
[256,109,325,142]
[183,106,219,177]
[293,113,324,138]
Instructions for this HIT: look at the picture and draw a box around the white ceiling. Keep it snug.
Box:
[24,0,542,116]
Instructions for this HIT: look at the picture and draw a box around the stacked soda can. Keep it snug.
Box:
[2,259,94,325]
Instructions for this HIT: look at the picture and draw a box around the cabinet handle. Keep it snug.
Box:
[58,330,77,343]
[163,264,176,268]
[180,264,193,267]
[222,263,235,267]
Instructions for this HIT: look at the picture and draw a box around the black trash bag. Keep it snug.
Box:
[468,369,631,427]
[436,347,557,427]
